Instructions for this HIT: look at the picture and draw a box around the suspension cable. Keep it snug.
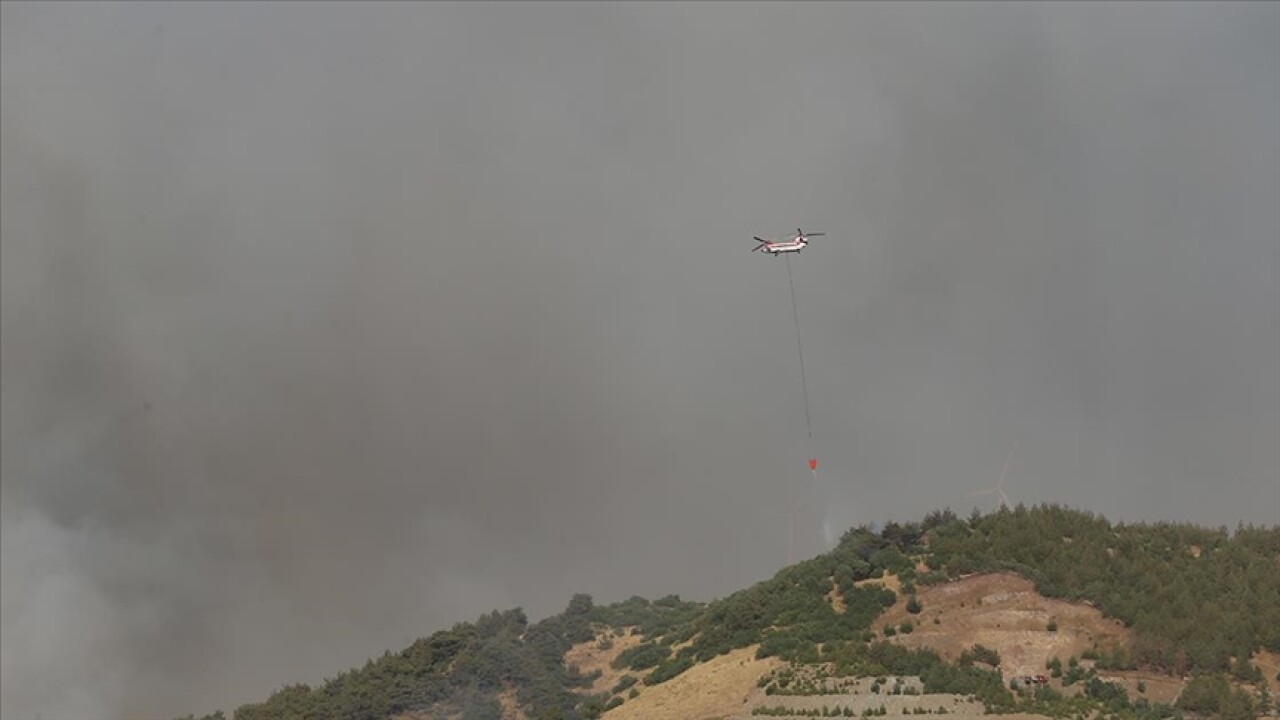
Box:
[786,254,813,439]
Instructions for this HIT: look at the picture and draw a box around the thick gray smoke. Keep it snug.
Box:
[3,3,1277,718]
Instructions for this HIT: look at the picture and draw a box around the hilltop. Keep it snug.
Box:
[176,505,1280,720]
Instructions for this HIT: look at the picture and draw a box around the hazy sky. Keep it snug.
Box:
[2,2,1277,718]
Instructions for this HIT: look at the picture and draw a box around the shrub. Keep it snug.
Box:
[612,642,669,671]
[610,675,637,695]
[906,596,923,615]
[960,645,1001,668]
[644,656,694,686]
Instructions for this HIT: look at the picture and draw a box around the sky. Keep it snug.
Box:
[2,2,1277,718]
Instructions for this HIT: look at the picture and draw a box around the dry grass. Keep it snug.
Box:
[563,626,647,695]
[496,687,527,720]
[856,572,903,594]
[1092,670,1186,706]
[826,580,847,615]
[601,646,782,720]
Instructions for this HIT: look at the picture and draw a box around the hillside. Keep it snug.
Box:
[176,505,1280,720]
[872,571,1132,677]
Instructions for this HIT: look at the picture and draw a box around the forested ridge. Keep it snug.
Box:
[925,505,1280,675]
[176,505,1280,720]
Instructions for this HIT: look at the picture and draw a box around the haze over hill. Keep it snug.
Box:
[200,505,1280,720]
[2,3,1278,719]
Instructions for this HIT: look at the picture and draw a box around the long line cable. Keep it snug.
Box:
[786,253,813,439]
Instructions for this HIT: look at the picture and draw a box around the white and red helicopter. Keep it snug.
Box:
[752,228,826,256]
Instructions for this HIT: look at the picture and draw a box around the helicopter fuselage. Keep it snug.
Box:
[761,239,808,254]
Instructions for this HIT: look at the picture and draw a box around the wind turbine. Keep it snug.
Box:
[970,446,1016,511]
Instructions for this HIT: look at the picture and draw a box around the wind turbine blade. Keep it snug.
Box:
[996,448,1015,489]
[998,488,1014,507]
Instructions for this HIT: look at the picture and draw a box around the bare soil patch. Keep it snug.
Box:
[1255,649,1280,692]
[875,572,1131,677]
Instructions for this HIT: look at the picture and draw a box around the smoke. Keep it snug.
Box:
[3,3,1277,718]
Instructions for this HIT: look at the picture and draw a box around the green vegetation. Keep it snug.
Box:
[610,641,669,672]
[643,655,695,685]
[786,640,1017,713]
[958,645,1000,669]
[753,705,863,716]
[220,592,703,720]
[1011,676,1182,720]
[678,537,900,665]
[927,504,1280,675]
[589,593,704,640]
[609,674,636,695]
[1176,673,1262,720]
[228,603,592,720]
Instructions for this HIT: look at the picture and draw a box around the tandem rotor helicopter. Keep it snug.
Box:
[748,225,827,560]
[751,228,826,256]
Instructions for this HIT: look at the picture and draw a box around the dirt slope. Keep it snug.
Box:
[875,572,1131,677]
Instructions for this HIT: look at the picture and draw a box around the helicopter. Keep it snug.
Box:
[751,229,826,256]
